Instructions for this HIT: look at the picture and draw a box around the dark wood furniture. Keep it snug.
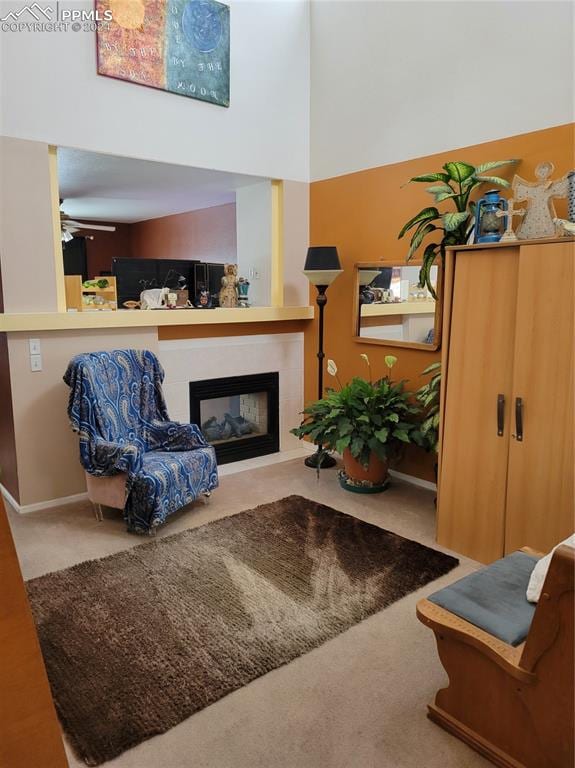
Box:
[417,545,574,768]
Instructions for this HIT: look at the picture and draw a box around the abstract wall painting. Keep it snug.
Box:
[96,0,230,107]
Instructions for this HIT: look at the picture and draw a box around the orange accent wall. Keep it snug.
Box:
[130,203,236,263]
[308,123,574,482]
[84,204,236,278]
[85,223,133,277]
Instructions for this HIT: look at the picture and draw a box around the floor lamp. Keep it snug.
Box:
[303,246,343,469]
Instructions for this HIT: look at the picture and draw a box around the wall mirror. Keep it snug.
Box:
[353,262,442,350]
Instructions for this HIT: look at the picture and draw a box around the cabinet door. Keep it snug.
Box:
[438,248,519,563]
[504,242,575,553]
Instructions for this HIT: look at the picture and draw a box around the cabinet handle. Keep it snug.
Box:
[514,397,524,442]
[497,394,505,436]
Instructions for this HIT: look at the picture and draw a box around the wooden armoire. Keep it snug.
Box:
[437,238,574,563]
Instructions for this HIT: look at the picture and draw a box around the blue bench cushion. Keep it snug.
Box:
[428,551,539,646]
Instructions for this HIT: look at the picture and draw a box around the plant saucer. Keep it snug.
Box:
[338,470,390,494]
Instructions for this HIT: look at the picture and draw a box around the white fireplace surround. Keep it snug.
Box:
[158,333,304,456]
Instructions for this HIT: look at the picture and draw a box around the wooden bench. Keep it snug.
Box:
[417,545,574,768]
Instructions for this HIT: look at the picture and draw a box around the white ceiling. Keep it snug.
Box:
[57,148,267,223]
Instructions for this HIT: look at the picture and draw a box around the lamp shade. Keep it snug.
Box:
[358,269,382,287]
[303,246,343,286]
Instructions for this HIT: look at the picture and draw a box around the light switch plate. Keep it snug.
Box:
[29,338,41,355]
[30,354,42,372]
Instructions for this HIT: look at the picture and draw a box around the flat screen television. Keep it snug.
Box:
[112,258,200,307]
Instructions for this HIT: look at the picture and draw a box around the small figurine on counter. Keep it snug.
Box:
[176,275,189,307]
[381,288,394,303]
[409,283,429,302]
[237,276,250,307]
[219,263,239,308]
[194,283,212,308]
[140,286,169,309]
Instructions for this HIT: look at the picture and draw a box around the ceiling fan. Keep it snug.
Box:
[60,205,116,242]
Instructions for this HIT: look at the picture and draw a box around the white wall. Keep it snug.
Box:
[0,0,310,182]
[283,180,310,306]
[235,178,310,307]
[159,333,304,453]
[6,328,159,506]
[1,2,573,185]
[310,0,575,180]
[236,181,272,306]
[0,138,60,312]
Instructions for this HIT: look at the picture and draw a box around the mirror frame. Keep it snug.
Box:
[352,261,443,351]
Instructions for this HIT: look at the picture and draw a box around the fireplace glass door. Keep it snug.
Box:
[190,373,279,464]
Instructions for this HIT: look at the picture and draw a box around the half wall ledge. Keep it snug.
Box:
[0,306,314,333]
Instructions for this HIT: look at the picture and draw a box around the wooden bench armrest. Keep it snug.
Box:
[519,545,544,558]
[520,544,575,671]
[416,598,533,683]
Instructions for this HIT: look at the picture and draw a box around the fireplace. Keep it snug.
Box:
[189,372,279,464]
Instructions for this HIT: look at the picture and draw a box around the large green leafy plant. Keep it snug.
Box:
[412,362,441,454]
[291,355,420,467]
[398,159,518,296]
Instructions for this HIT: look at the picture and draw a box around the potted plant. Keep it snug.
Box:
[412,362,441,456]
[411,362,441,503]
[398,159,518,296]
[291,354,421,492]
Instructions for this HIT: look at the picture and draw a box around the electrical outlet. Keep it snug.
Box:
[29,338,41,355]
[30,354,42,372]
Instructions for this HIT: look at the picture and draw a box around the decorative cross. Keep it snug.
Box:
[497,199,526,242]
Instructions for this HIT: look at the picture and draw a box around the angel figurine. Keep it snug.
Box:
[512,161,569,240]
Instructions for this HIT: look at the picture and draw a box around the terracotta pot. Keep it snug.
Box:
[343,448,388,484]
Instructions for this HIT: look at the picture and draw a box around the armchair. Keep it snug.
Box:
[64,349,218,533]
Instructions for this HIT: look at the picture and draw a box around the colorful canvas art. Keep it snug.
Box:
[96,0,230,107]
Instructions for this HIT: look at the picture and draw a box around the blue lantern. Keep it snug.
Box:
[474,189,508,244]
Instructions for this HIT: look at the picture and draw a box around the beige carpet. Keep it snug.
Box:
[7,458,490,768]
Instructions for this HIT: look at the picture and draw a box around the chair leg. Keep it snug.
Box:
[92,502,103,522]
[202,491,211,502]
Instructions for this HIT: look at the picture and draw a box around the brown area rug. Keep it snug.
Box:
[27,495,458,765]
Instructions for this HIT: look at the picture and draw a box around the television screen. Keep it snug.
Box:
[112,258,200,307]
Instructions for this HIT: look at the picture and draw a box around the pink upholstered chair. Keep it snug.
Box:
[85,473,129,521]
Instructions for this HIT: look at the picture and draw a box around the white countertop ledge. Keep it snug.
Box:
[0,306,314,333]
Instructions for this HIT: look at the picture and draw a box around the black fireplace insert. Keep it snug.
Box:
[190,372,279,465]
